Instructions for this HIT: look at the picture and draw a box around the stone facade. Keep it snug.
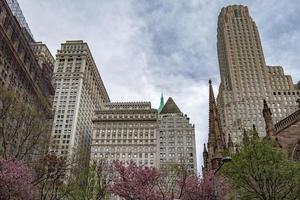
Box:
[216,5,300,145]
[158,97,197,174]
[91,102,159,168]
[0,0,54,108]
[263,101,300,161]
[0,0,54,161]
[50,40,110,163]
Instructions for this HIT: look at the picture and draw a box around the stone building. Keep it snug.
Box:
[91,102,159,168]
[0,0,54,107]
[0,0,54,161]
[263,100,300,161]
[50,40,110,164]
[203,80,233,173]
[216,5,300,145]
[31,41,55,101]
[158,97,197,174]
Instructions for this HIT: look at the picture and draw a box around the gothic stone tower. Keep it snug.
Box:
[203,80,233,173]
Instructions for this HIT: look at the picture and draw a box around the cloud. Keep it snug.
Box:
[18,0,300,170]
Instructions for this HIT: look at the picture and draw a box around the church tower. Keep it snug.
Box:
[203,80,227,173]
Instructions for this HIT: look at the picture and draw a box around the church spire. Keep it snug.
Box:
[208,80,225,150]
[205,80,227,171]
[158,92,164,113]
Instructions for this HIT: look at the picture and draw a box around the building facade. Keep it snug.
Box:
[50,40,110,163]
[91,102,159,168]
[0,0,54,106]
[158,97,197,174]
[0,0,54,161]
[263,100,300,161]
[31,41,55,101]
[216,5,300,144]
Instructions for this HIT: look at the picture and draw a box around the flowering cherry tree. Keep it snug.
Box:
[179,171,228,200]
[110,161,228,200]
[110,160,162,200]
[0,157,33,200]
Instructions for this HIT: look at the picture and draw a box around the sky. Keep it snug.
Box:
[18,0,300,170]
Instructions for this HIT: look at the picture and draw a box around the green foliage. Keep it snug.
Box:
[66,160,112,200]
[221,137,300,200]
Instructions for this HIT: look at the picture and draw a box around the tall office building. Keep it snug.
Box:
[31,41,55,101]
[50,40,110,163]
[216,5,300,143]
[91,102,159,168]
[0,0,53,106]
[0,0,54,161]
[158,97,197,174]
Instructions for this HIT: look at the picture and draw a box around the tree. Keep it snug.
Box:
[0,157,33,200]
[31,154,69,200]
[110,160,162,200]
[67,159,113,200]
[179,171,228,200]
[157,162,195,199]
[0,87,52,161]
[221,138,300,199]
[110,161,225,200]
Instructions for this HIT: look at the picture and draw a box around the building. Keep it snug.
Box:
[216,5,300,144]
[31,41,55,101]
[263,100,300,161]
[158,97,197,174]
[203,80,233,173]
[0,0,54,161]
[91,102,159,168]
[6,0,34,42]
[0,0,54,107]
[50,40,110,164]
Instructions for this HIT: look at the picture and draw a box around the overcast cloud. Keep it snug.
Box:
[18,0,300,170]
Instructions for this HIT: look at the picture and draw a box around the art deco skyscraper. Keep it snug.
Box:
[50,40,110,163]
[217,5,300,143]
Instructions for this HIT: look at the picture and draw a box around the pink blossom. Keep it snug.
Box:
[0,157,33,200]
[110,160,162,200]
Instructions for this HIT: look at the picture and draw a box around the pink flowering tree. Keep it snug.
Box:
[0,157,33,200]
[110,160,162,200]
[179,171,228,200]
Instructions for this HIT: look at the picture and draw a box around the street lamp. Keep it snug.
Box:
[213,156,232,200]
[214,156,232,175]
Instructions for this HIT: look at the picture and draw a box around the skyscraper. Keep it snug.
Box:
[50,40,110,164]
[0,0,54,161]
[158,97,197,174]
[0,0,54,107]
[216,5,300,143]
[91,102,159,168]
